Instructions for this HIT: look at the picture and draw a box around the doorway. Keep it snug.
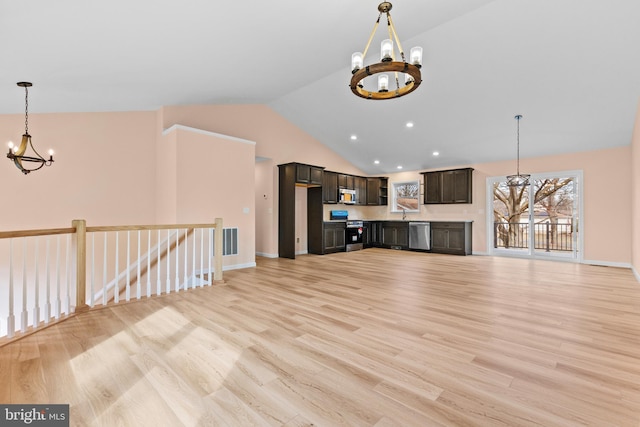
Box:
[487,171,582,261]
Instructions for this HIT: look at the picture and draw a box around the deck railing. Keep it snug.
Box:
[0,218,223,340]
[494,221,573,252]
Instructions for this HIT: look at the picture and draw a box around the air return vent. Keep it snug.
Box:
[213,227,238,256]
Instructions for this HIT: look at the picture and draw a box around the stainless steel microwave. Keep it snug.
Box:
[339,188,356,204]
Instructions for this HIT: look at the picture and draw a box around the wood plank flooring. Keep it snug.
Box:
[1,249,640,426]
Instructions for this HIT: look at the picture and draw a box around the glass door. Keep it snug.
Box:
[489,171,581,260]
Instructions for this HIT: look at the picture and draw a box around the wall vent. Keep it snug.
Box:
[213,227,238,256]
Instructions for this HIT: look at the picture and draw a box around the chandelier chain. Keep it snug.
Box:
[24,86,29,135]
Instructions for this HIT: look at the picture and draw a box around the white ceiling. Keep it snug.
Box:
[2,0,639,174]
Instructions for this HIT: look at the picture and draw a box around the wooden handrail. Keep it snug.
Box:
[0,228,75,239]
[87,223,220,233]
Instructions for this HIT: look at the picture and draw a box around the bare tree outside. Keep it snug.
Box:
[393,181,419,212]
[494,177,575,251]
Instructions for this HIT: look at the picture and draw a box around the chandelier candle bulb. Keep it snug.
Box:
[381,39,393,61]
[410,46,423,67]
[378,74,389,92]
[351,52,363,72]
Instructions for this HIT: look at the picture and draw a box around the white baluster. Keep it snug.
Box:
[136,230,141,300]
[65,234,71,314]
[114,232,120,304]
[103,232,108,306]
[166,229,171,294]
[90,234,95,308]
[199,228,204,287]
[156,229,162,296]
[33,239,40,328]
[7,239,15,338]
[126,231,130,301]
[21,238,28,333]
[175,230,180,292]
[55,234,62,319]
[208,228,213,286]
[44,237,51,324]
[55,235,61,318]
[184,228,189,289]
[146,230,151,298]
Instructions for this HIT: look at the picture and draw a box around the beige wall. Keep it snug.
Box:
[0,111,158,229]
[1,104,636,269]
[631,99,640,278]
[166,125,256,269]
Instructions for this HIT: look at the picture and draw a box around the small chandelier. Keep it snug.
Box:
[350,2,422,100]
[506,114,530,187]
[7,82,54,175]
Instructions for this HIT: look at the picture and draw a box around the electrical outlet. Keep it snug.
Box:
[296,237,300,243]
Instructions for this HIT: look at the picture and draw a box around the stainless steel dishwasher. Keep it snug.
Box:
[409,222,431,250]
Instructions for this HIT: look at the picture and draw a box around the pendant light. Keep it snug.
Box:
[506,114,530,187]
[6,82,54,175]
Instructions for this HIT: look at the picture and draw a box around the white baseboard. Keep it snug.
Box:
[223,262,256,271]
[295,250,308,256]
[633,265,640,283]
[582,259,632,269]
[255,252,278,258]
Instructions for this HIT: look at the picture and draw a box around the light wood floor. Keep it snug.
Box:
[1,249,640,426]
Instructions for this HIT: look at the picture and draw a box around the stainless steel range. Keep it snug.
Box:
[345,220,364,252]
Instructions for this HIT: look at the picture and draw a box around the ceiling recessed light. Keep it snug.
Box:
[406,122,414,128]
[350,135,358,141]
[374,160,380,164]
[433,151,440,156]
[397,165,403,170]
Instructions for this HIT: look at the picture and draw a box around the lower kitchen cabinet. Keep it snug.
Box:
[323,222,346,254]
[381,221,409,249]
[430,221,472,255]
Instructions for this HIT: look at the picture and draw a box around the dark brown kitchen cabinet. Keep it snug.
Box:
[296,163,324,185]
[279,163,324,259]
[338,174,354,190]
[354,176,367,205]
[363,221,380,247]
[381,221,409,249]
[423,168,473,204]
[365,177,388,206]
[366,178,380,206]
[379,178,388,206]
[323,171,338,203]
[323,222,346,254]
[430,221,472,255]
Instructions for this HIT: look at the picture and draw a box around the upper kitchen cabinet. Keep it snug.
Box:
[338,174,355,190]
[295,163,324,186]
[323,171,338,204]
[422,168,473,204]
[366,178,380,206]
[354,176,367,205]
[366,177,388,206]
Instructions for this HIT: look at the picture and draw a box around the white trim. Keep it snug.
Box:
[582,260,632,269]
[295,250,309,256]
[632,265,640,283]
[223,262,256,271]
[162,124,257,145]
[256,252,278,258]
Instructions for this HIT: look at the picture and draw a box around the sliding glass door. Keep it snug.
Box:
[489,171,581,260]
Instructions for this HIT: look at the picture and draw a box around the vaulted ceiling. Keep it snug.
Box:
[2,0,639,174]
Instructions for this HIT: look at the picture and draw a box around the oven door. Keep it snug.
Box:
[345,227,363,251]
